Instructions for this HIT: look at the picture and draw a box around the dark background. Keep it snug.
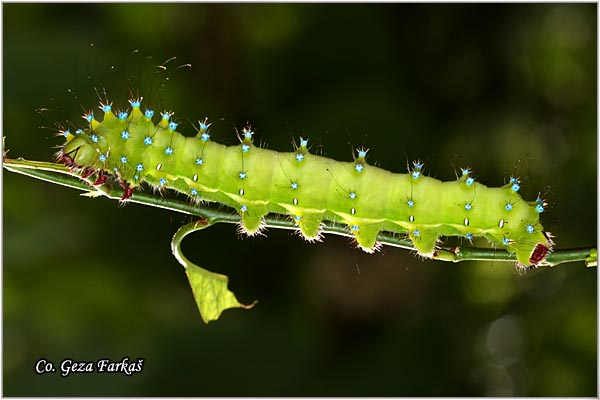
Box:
[3,3,597,396]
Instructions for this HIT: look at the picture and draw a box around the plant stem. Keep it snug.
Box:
[4,157,597,268]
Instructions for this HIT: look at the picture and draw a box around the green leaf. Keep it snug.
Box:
[185,263,255,323]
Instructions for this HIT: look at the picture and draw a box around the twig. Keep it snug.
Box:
[4,157,597,268]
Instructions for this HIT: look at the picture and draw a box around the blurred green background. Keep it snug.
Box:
[3,3,597,396]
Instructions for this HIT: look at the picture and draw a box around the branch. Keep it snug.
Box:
[4,157,597,268]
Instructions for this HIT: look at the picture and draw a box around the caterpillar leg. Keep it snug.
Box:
[120,181,135,202]
[351,223,383,253]
[409,228,439,258]
[293,212,324,241]
[239,204,268,235]
[92,170,108,186]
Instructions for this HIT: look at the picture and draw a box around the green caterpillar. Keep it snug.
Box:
[59,98,552,267]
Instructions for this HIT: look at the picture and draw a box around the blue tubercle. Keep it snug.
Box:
[85,113,94,122]
[118,111,128,120]
[352,225,359,232]
[165,147,174,155]
[199,122,208,131]
[242,144,250,153]
[412,171,420,179]
[535,197,545,213]
[130,99,141,108]
[291,182,298,190]
[195,158,203,165]
[121,131,130,140]
[357,149,367,158]
[503,237,511,245]
[466,177,475,186]
[526,224,534,234]
[120,156,128,163]
[505,203,513,211]
[464,203,472,211]
[244,131,253,140]
[413,229,420,237]
[239,172,247,179]
[296,153,304,162]
[509,178,521,190]
[240,205,248,212]
[295,215,302,221]
[161,112,170,121]
[75,129,83,135]
[168,122,178,131]
[190,188,198,196]
[159,178,167,186]
[145,109,154,119]
[201,133,210,142]
[136,164,144,172]
[349,192,357,199]
[407,199,415,207]
[300,139,308,148]
[355,164,364,173]
[101,104,112,113]
[99,154,107,162]
[461,168,470,176]
[465,232,474,240]
[144,137,153,145]
[62,130,70,138]
[90,134,99,143]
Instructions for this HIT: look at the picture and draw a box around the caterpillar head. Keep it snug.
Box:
[59,136,97,169]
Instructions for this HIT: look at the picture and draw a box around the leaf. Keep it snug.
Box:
[185,263,255,323]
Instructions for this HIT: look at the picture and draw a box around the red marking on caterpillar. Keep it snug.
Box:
[121,182,134,201]
[529,243,549,266]
[92,171,107,186]
[81,167,96,179]
[57,153,76,169]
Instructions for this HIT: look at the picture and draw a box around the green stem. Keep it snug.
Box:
[171,219,255,323]
[4,157,597,268]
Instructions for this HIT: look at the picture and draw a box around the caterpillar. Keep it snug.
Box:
[58,98,552,268]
